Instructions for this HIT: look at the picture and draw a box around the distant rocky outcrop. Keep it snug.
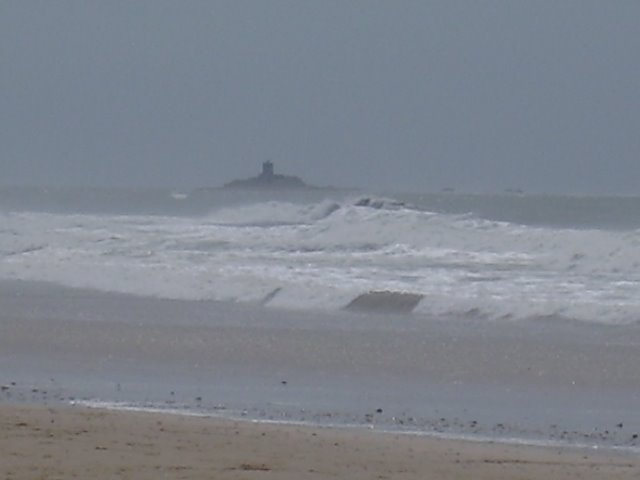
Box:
[224,161,307,189]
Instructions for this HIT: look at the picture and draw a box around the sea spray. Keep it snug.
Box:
[2,193,640,324]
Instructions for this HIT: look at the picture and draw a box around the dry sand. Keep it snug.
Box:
[1,405,638,479]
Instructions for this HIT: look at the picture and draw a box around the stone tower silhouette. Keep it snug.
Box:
[261,161,274,179]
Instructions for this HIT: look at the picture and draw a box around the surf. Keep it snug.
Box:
[2,194,640,325]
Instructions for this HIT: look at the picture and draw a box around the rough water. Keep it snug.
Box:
[2,186,640,325]
[1,186,640,452]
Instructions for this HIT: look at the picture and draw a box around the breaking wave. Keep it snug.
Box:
[2,195,640,325]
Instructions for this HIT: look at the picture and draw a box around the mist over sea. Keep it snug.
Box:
[2,185,640,326]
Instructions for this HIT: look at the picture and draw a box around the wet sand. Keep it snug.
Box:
[2,280,640,453]
[2,405,638,480]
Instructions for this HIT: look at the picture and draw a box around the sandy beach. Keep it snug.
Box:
[2,281,640,478]
[1,405,638,479]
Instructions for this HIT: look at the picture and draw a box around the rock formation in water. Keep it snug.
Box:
[224,161,307,189]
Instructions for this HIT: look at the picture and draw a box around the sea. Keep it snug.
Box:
[1,185,640,452]
[2,185,640,325]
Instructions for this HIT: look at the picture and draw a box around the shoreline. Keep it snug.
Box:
[2,404,639,479]
[2,279,640,453]
[69,399,640,456]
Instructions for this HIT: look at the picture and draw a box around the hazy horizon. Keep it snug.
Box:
[2,1,639,194]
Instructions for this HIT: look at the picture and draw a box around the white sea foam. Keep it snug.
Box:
[2,196,640,325]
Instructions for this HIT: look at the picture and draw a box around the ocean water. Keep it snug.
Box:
[1,186,640,326]
[2,186,640,452]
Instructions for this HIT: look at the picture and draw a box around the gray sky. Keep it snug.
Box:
[1,1,639,193]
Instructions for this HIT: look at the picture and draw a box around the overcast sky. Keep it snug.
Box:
[1,1,638,193]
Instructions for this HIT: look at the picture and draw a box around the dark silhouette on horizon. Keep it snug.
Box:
[224,161,307,189]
